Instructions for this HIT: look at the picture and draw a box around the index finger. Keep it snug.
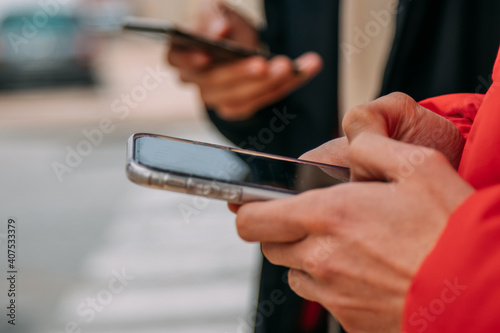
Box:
[236,201,306,243]
[235,189,327,243]
[179,55,268,87]
[167,45,212,70]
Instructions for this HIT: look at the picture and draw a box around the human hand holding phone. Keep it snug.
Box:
[166,0,323,121]
[231,94,475,332]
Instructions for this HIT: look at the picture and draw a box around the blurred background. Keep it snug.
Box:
[0,0,264,332]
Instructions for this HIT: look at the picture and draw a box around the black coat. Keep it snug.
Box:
[208,0,500,332]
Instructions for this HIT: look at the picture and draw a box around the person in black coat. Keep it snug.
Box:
[167,1,500,332]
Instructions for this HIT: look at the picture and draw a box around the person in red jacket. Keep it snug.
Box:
[232,45,500,332]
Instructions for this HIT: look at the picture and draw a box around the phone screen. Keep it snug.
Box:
[134,136,349,194]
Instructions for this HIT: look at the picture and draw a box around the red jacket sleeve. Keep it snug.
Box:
[402,185,500,333]
[419,93,484,140]
[404,47,500,332]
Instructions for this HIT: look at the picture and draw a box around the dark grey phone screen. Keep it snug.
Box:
[134,136,348,193]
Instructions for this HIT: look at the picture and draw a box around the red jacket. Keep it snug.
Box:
[403,48,500,332]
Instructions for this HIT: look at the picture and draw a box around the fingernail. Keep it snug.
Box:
[297,54,319,71]
[208,18,226,36]
[297,58,313,71]
[270,62,287,75]
[248,60,264,75]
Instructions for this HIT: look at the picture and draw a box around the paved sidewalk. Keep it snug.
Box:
[54,187,260,333]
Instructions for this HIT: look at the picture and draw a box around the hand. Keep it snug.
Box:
[235,133,474,332]
[298,92,465,178]
[342,92,466,169]
[166,0,323,121]
[168,0,260,69]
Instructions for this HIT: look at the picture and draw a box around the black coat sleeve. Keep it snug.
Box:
[381,0,500,100]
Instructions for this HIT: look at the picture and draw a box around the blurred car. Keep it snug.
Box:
[0,11,99,89]
[82,0,133,35]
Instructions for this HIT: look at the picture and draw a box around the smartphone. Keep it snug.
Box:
[126,133,350,204]
[122,17,272,63]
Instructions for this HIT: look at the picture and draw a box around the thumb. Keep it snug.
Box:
[208,6,231,38]
[215,1,259,46]
[193,0,231,38]
[348,133,436,182]
[299,137,349,168]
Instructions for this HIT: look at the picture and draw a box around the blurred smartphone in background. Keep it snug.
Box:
[123,17,272,63]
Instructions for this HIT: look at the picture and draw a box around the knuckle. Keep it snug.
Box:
[307,213,329,234]
[423,148,448,168]
[199,90,218,106]
[288,269,306,293]
[235,212,254,242]
[305,256,337,282]
[387,91,411,100]
[166,51,177,67]
[217,105,252,122]
[178,74,189,83]
[260,243,276,263]
[318,264,340,281]
[342,105,373,136]
[383,91,416,109]
[344,104,371,122]
[167,49,188,68]
[195,72,211,86]
[347,135,368,165]
[216,105,237,120]
[301,188,343,232]
[390,91,419,113]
